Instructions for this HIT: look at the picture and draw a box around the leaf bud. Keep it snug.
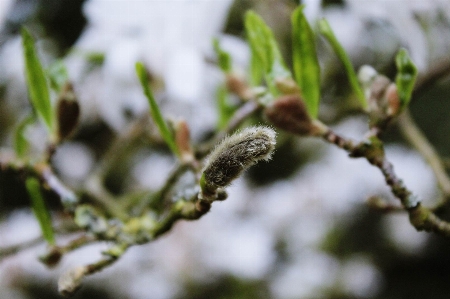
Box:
[56,82,80,142]
[264,94,326,136]
[226,72,253,100]
[274,77,301,95]
[385,83,400,116]
[174,119,194,163]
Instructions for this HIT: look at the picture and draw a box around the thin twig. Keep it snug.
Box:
[0,236,43,261]
[321,128,450,237]
[397,109,450,196]
[196,101,261,157]
[83,175,128,220]
[413,58,450,96]
[37,164,78,211]
[366,196,404,213]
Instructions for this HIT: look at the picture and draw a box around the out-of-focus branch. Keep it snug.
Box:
[321,127,450,237]
[413,58,450,96]
[83,175,128,220]
[196,101,261,157]
[366,196,404,213]
[397,109,450,197]
[0,236,43,262]
[40,234,97,267]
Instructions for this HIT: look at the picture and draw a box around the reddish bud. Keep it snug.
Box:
[174,119,194,163]
[386,83,400,116]
[264,95,324,136]
[226,73,252,100]
[57,83,80,142]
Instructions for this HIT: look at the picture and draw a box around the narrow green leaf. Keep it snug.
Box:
[216,86,238,130]
[291,6,321,118]
[135,62,179,156]
[14,114,35,158]
[318,19,367,108]
[86,51,105,67]
[213,38,232,73]
[21,28,54,131]
[249,51,264,86]
[25,177,55,245]
[395,48,417,108]
[47,60,69,92]
[245,11,291,93]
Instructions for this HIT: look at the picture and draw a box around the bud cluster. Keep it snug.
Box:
[358,65,401,128]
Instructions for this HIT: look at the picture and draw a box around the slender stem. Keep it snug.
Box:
[196,101,261,157]
[413,58,450,96]
[321,128,450,236]
[366,196,404,213]
[397,109,450,196]
[0,236,43,261]
[443,158,450,169]
[38,164,78,211]
[62,235,96,253]
[150,163,191,210]
[83,175,128,220]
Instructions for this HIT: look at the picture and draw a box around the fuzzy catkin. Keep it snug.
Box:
[202,126,276,189]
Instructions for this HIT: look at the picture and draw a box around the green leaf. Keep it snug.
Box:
[318,19,367,108]
[291,5,321,118]
[47,60,69,92]
[216,86,238,130]
[244,11,291,93]
[213,38,232,73]
[25,177,55,245]
[249,51,264,86]
[21,28,54,132]
[86,51,105,67]
[135,62,179,156]
[395,48,417,108]
[14,114,35,158]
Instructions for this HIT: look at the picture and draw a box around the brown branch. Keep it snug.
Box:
[321,128,450,237]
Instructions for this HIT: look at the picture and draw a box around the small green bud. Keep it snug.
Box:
[201,126,276,193]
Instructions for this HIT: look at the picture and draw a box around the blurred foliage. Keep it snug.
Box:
[181,275,271,299]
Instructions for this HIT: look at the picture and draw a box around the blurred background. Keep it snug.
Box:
[1,0,450,298]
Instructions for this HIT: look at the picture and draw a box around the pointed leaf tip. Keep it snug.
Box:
[291,5,321,118]
[21,28,54,132]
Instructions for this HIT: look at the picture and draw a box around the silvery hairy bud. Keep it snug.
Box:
[264,94,326,136]
[200,126,276,199]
